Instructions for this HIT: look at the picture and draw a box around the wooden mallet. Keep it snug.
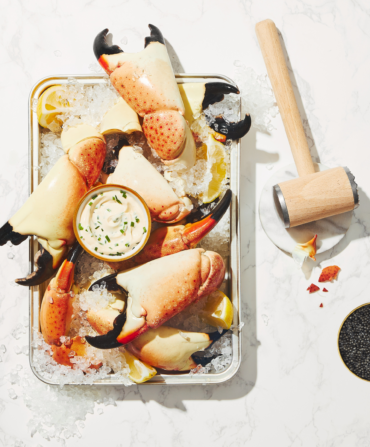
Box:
[256,19,359,228]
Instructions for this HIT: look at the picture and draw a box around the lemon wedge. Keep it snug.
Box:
[200,290,233,330]
[202,134,228,204]
[123,349,157,384]
[36,85,70,131]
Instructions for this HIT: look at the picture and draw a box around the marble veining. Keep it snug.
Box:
[1,0,370,445]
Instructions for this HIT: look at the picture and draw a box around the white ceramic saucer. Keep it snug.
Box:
[259,163,353,255]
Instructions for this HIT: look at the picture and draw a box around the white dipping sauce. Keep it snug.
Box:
[78,189,147,257]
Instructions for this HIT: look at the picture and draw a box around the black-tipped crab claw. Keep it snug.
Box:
[93,28,123,62]
[93,24,250,170]
[0,124,106,286]
[85,248,226,348]
[178,81,252,140]
[0,221,66,287]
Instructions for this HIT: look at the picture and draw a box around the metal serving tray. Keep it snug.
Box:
[28,73,242,385]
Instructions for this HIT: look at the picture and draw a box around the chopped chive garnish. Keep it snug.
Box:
[78,223,84,231]
[143,227,147,233]
[125,243,130,247]
[94,247,98,251]
[89,202,93,206]
[124,222,128,225]
[114,195,122,204]
[131,222,134,227]
[95,226,100,230]
[135,217,140,223]
[107,208,111,212]
[120,190,127,198]
[92,195,97,200]
[120,229,124,234]
[105,235,110,242]
[115,243,119,246]
[98,237,101,241]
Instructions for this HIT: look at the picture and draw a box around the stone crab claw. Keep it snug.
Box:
[0,124,106,286]
[86,297,227,371]
[178,82,252,140]
[40,242,83,345]
[108,189,232,272]
[127,326,227,371]
[93,25,197,165]
[85,248,225,349]
[106,144,193,223]
[40,242,103,370]
[87,302,227,370]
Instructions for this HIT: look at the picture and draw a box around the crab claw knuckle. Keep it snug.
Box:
[199,251,225,298]
[143,111,186,160]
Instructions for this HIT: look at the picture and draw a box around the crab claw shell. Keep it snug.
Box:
[40,242,83,345]
[161,125,196,170]
[93,28,124,72]
[86,249,225,348]
[107,28,185,116]
[143,110,187,160]
[61,124,106,188]
[6,155,88,285]
[0,222,28,246]
[144,24,165,48]
[107,145,191,223]
[208,114,252,140]
[40,277,74,346]
[182,189,232,246]
[115,248,224,344]
[16,246,61,287]
[85,312,127,349]
[178,82,240,125]
[127,326,213,371]
[100,98,142,135]
[86,305,125,336]
[51,336,102,369]
[293,234,317,262]
[85,305,226,371]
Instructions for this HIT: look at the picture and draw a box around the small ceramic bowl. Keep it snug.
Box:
[73,183,151,262]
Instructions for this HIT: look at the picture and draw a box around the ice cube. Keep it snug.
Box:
[8,388,17,399]
[14,345,21,354]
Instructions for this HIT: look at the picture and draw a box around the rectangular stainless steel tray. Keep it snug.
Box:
[28,73,242,385]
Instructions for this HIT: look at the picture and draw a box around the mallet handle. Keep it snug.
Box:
[256,19,315,177]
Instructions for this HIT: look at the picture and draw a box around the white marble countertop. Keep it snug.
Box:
[1,0,370,445]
